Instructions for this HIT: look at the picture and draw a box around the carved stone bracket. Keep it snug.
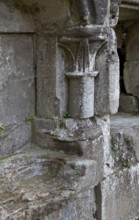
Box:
[59,30,106,118]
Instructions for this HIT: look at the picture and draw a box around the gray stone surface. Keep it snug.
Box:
[0,0,138,220]
[0,147,97,220]
[0,123,31,157]
[99,114,139,220]
[119,93,139,113]
[0,0,34,32]
[77,136,104,183]
[110,0,121,27]
[66,72,97,118]
[35,118,102,142]
[101,167,139,220]
[41,189,96,220]
[72,0,109,26]
[0,34,35,125]
[111,113,139,166]
[59,189,97,220]
[0,34,35,157]
[13,0,71,30]
[37,34,60,118]
[95,29,119,115]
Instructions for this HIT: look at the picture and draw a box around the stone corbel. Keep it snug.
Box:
[59,32,106,119]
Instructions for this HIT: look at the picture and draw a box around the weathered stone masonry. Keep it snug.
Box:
[0,0,139,219]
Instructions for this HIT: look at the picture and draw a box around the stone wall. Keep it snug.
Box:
[0,0,35,157]
[0,0,139,220]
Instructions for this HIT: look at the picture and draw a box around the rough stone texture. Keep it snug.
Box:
[0,0,139,220]
[35,118,102,143]
[66,72,97,118]
[110,0,121,27]
[101,167,139,220]
[0,147,98,220]
[59,189,97,220]
[119,93,139,113]
[102,114,139,220]
[40,188,97,220]
[111,114,139,166]
[96,115,115,176]
[0,123,31,157]
[95,28,119,115]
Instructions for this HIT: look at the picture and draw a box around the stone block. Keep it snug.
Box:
[35,118,102,143]
[124,61,139,99]
[37,34,60,118]
[77,136,104,183]
[119,93,139,113]
[101,167,139,220]
[0,34,35,125]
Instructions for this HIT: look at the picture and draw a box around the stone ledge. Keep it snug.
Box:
[0,146,98,219]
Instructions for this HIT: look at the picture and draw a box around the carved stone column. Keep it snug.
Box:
[59,29,106,118]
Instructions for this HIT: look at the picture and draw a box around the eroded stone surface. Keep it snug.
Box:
[101,166,139,220]
[111,114,139,166]
[0,0,138,220]
[0,147,97,220]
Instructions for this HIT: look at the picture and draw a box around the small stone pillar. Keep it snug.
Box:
[59,29,106,119]
[66,71,98,118]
